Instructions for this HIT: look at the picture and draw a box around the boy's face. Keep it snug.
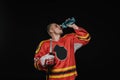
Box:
[49,23,63,35]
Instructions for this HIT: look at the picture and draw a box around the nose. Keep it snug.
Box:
[58,25,62,30]
[57,25,62,28]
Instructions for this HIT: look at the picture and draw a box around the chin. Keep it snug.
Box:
[60,32,63,34]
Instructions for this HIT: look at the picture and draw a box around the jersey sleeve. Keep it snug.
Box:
[74,26,91,45]
[34,40,48,71]
[72,26,91,52]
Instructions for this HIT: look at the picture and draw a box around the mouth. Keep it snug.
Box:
[60,28,63,30]
[59,27,62,30]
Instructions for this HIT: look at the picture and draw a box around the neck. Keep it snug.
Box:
[51,34,61,41]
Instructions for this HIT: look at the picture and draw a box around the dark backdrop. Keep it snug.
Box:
[0,0,119,80]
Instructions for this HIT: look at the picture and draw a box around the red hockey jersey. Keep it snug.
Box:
[34,27,91,80]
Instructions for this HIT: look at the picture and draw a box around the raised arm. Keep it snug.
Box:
[67,24,91,52]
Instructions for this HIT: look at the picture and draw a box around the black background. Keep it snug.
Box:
[0,0,119,80]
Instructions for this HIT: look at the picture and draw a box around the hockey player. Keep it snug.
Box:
[34,18,91,80]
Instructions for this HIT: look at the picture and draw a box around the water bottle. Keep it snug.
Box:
[61,17,76,28]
